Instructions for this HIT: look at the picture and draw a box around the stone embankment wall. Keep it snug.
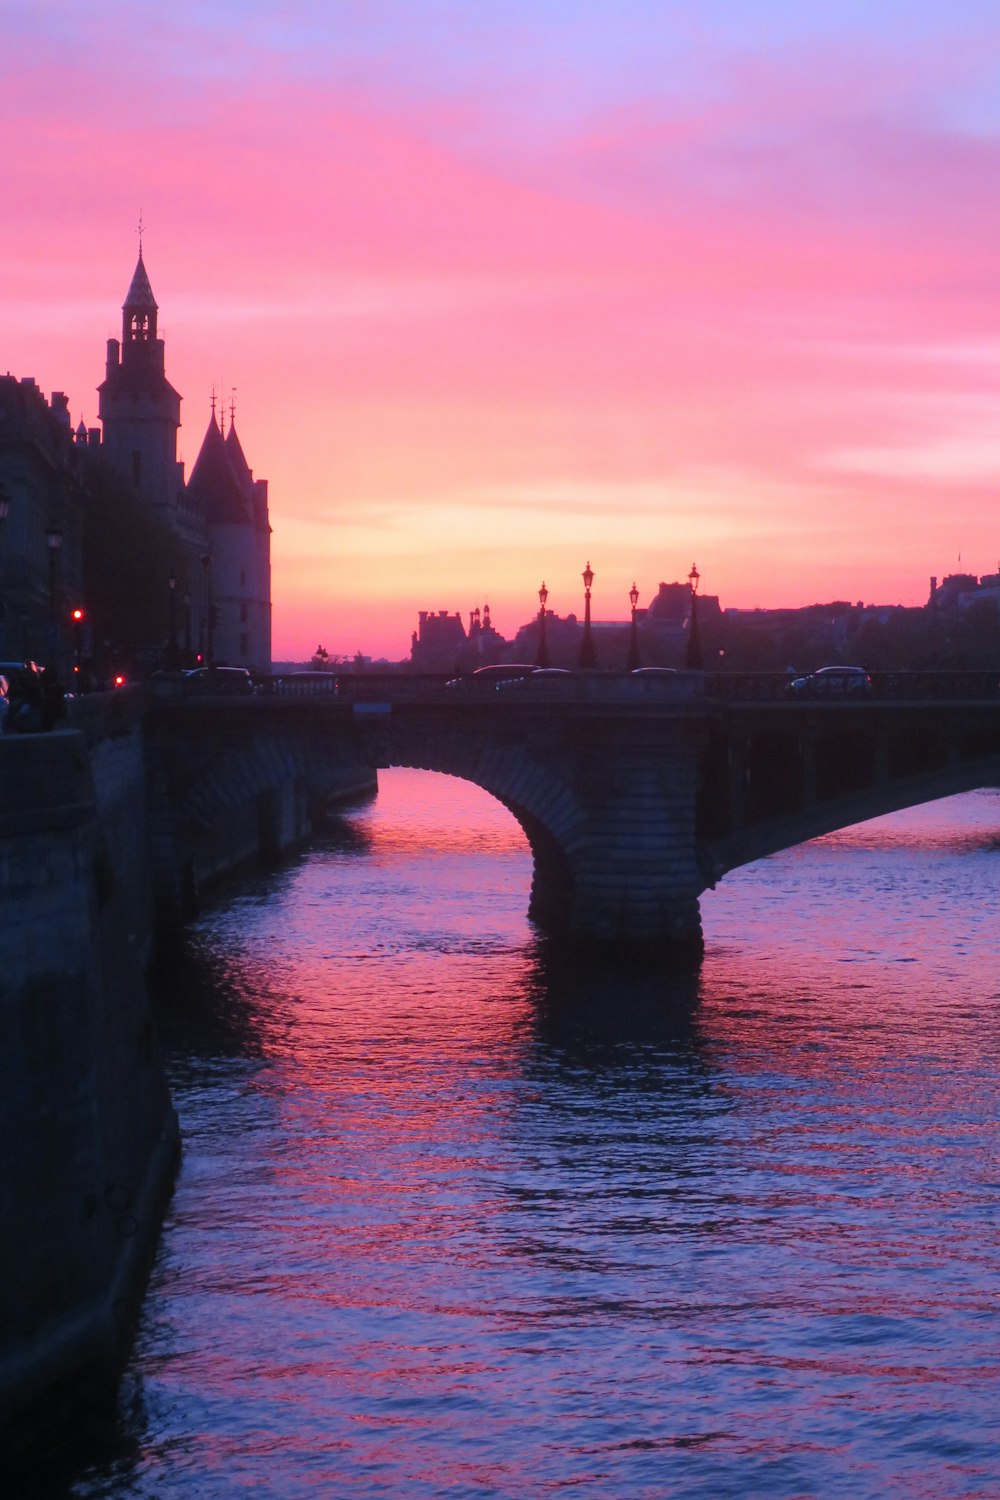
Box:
[143,696,377,928]
[0,690,377,1446]
[0,696,179,1444]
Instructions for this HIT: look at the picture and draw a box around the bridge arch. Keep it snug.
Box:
[707,738,1000,881]
[370,733,584,932]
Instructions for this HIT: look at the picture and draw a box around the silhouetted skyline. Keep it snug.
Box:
[4,2,1000,659]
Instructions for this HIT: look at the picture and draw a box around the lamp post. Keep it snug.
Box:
[45,525,63,669]
[626,581,640,671]
[201,553,214,667]
[536,581,550,668]
[167,573,178,668]
[0,488,9,653]
[685,563,703,670]
[183,589,192,666]
[579,561,597,669]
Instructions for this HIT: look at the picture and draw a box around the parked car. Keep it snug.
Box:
[0,659,44,731]
[630,667,679,676]
[0,658,41,690]
[184,666,257,695]
[786,666,872,698]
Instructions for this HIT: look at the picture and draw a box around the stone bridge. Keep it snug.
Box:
[149,671,1000,954]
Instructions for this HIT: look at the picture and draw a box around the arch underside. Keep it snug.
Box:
[374,730,706,949]
[711,756,1000,880]
[376,737,583,931]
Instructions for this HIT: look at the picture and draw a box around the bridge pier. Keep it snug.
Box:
[523,749,706,956]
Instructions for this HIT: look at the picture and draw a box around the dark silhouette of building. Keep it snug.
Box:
[98,251,271,670]
[0,376,83,665]
[410,609,469,671]
[98,253,183,525]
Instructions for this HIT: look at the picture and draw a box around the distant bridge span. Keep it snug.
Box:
[148,672,1000,954]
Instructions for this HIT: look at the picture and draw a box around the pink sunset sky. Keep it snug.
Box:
[4,0,1000,660]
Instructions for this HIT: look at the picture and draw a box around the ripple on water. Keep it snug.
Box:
[62,777,1000,1499]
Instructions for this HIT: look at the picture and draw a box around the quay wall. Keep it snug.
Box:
[143,696,377,925]
[0,709,178,1444]
[0,690,375,1446]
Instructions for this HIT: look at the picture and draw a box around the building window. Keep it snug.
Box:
[240,633,249,657]
[131,451,142,487]
[240,602,248,623]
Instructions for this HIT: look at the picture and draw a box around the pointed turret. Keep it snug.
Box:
[189,407,271,672]
[224,422,253,493]
[187,412,250,525]
[225,421,270,534]
[122,253,158,343]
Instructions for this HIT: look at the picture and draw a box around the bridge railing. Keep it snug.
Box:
[145,668,1000,707]
[706,671,1000,702]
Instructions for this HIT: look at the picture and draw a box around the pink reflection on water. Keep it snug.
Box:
[112,777,1000,1498]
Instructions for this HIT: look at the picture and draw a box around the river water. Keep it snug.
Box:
[65,771,1000,1498]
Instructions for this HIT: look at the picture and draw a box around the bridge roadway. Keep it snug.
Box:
[151,671,1000,955]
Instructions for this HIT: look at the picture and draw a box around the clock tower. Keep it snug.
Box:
[98,252,184,519]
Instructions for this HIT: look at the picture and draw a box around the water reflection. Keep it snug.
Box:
[61,776,1000,1498]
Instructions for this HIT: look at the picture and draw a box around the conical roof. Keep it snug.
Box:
[225,422,253,493]
[187,413,251,524]
[123,253,157,311]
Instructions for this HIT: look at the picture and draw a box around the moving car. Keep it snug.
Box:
[496,668,573,693]
[446,664,539,692]
[274,671,339,695]
[786,666,872,698]
[183,666,257,695]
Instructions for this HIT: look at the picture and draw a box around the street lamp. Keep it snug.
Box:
[536,580,550,668]
[579,560,597,669]
[201,553,214,667]
[0,488,8,653]
[627,581,640,672]
[45,526,63,622]
[167,573,178,668]
[685,563,703,670]
[183,589,192,666]
[43,524,64,679]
